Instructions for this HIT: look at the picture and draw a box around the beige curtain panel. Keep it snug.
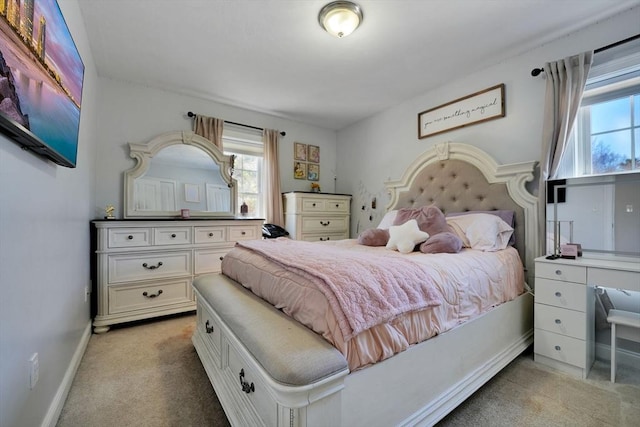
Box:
[537,51,593,255]
[194,114,224,149]
[263,129,284,227]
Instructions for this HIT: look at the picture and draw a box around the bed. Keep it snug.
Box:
[192,142,539,427]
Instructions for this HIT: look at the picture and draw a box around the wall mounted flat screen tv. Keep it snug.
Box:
[0,0,84,168]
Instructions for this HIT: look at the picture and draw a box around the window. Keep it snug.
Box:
[222,127,264,217]
[556,44,640,178]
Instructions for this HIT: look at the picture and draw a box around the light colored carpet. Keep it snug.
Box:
[57,313,640,427]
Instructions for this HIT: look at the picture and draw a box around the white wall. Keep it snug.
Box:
[92,78,338,219]
[336,6,640,236]
[0,1,98,426]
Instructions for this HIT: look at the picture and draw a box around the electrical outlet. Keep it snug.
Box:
[29,353,39,389]
[85,285,89,302]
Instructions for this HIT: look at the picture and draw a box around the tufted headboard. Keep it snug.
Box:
[385,142,538,284]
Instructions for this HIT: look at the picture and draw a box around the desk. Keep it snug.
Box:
[533,256,640,378]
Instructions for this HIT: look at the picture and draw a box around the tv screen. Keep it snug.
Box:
[0,0,84,168]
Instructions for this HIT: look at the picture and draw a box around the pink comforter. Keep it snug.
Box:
[222,239,524,371]
[236,239,441,340]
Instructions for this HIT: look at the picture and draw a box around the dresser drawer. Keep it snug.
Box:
[589,268,640,292]
[324,198,350,213]
[108,278,192,314]
[536,262,586,283]
[301,216,347,233]
[534,303,586,339]
[194,248,229,275]
[301,232,349,242]
[534,329,587,368]
[229,225,259,241]
[225,342,277,427]
[194,227,227,244]
[301,198,326,213]
[154,227,192,245]
[108,228,151,248]
[108,251,192,283]
[535,278,586,311]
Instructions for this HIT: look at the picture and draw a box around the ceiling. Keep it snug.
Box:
[78,0,639,131]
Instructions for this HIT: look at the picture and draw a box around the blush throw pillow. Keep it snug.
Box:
[357,228,390,246]
[446,213,513,251]
[386,219,429,254]
[419,232,463,254]
[394,205,454,236]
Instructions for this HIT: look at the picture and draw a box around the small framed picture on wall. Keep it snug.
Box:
[294,142,307,161]
[307,164,319,181]
[294,162,307,179]
[308,145,320,163]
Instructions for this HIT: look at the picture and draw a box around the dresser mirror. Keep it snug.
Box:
[546,173,640,257]
[124,131,237,218]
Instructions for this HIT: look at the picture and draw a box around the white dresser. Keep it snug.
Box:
[534,256,640,378]
[283,192,351,241]
[91,219,262,333]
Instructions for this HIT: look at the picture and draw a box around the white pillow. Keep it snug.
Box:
[377,210,398,229]
[446,213,513,251]
[386,219,429,254]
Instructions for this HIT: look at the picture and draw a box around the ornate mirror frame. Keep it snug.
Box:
[124,131,237,218]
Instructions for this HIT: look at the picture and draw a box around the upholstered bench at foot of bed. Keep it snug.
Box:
[192,273,349,427]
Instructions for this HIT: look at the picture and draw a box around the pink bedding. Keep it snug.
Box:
[221,238,524,371]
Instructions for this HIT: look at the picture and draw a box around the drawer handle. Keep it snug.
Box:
[241,231,246,235]
[142,261,163,270]
[320,237,331,241]
[239,369,255,394]
[219,256,224,261]
[555,270,562,275]
[142,290,163,298]
[335,204,339,208]
[128,235,134,240]
[555,319,562,324]
[171,233,176,238]
[312,203,316,207]
[554,291,562,297]
[554,345,561,351]
[205,320,214,334]
[320,221,330,226]
[208,232,214,237]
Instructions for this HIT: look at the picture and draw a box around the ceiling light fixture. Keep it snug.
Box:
[318,1,363,38]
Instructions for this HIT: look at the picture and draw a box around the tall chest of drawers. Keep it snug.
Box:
[283,192,352,241]
[533,256,640,378]
[91,219,262,333]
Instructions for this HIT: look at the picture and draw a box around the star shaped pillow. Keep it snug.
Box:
[386,219,429,254]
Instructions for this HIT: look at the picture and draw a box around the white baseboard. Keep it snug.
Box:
[595,341,640,367]
[41,321,92,427]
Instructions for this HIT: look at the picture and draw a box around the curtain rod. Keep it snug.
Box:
[187,111,286,136]
[530,33,640,77]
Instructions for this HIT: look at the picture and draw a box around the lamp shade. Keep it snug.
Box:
[318,1,363,38]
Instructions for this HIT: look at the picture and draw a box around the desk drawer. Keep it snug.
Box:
[535,278,586,312]
[108,278,191,314]
[534,329,587,368]
[589,268,640,293]
[534,303,586,339]
[536,262,586,283]
[108,251,191,283]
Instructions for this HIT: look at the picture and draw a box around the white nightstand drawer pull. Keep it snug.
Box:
[555,270,562,275]
[555,345,561,351]
[555,319,562,324]
[555,291,562,297]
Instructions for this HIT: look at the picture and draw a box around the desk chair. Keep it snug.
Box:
[607,309,640,383]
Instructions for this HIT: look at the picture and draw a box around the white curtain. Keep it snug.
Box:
[537,51,593,255]
[263,129,284,226]
[193,114,224,149]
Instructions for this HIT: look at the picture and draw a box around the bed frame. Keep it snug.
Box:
[192,142,538,426]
